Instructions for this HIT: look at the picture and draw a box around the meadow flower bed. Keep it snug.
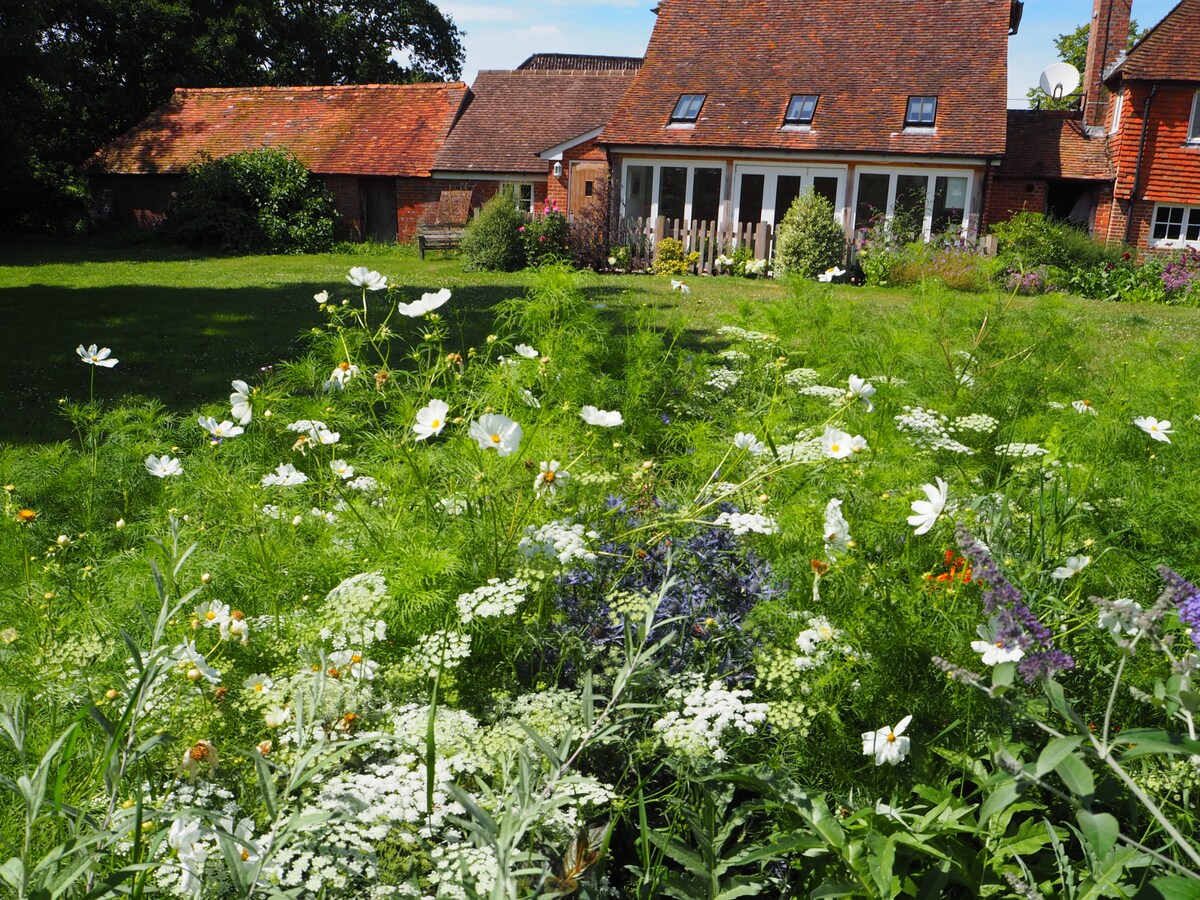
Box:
[2,261,1200,899]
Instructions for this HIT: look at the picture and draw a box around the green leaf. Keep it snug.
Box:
[811,882,858,899]
[1076,809,1118,859]
[1179,691,1200,715]
[0,858,23,890]
[873,836,896,898]
[1055,754,1095,800]
[1036,735,1085,777]
[1115,728,1200,759]
[1147,876,1200,900]
[645,831,708,879]
[979,781,1021,825]
[991,662,1016,690]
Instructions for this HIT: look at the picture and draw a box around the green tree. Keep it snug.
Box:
[1025,19,1142,110]
[0,0,464,232]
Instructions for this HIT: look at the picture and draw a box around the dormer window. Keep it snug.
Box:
[905,96,938,127]
[670,94,706,124]
[1188,89,1200,143]
[784,94,819,126]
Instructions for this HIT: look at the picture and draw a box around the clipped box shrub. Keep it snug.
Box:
[462,186,526,272]
[773,189,846,278]
[652,237,699,276]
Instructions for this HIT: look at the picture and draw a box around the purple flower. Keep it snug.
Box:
[958,526,1075,682]
[1159,566,1200,651]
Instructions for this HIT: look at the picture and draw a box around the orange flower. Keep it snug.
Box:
[17,509,36,524]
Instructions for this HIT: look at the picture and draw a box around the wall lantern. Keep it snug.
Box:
[552,161,563,178]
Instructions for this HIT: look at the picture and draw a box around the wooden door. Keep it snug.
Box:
[568,162,608,220]
[361,177,397,243]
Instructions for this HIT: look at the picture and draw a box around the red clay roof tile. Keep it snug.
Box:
[433,70,636,175]
[1000,110,1114,180]
[1108,0,1200,84]
[87,83,468,177]
[602,0,1010,158]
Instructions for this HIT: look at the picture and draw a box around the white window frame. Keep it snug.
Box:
[850,166,976,240]
[730,163,848,229]
[618,158,727,224]
[1188,89,1200,144]
[1110,89,1124,136]
[1149,203,1200,249]
[516,183,535,213]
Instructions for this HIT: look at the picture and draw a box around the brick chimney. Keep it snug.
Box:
[1081,0,1132,128]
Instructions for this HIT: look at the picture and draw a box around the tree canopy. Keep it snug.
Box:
[0,0,465,231]
[1025,19,1142,111]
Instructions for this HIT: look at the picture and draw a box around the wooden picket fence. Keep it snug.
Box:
[617,217,774,274]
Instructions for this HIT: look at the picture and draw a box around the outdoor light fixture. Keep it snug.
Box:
[552,161,563,177]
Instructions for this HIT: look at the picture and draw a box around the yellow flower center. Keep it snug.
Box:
[544,471,555,483]
[491,434,501,443]
[994,641,1004,648]
[351,653,362,664]
[206,612,217,621]
[431,419,441,429]
[339,362,351,371]
[886,732,896,743]
[241,850,250,862]
[254,683,264,692]
[830,443,841,453]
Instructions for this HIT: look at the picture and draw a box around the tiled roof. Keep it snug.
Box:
[602,0,1010,158]
[517,54,643,72]
[1107,0,1200,83]
[998,111,1113,180]
[86,84,468,177]
[433,70,636,175]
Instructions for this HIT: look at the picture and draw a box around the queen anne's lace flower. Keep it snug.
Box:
[713,511,777,535]
[519,521,598,564]
[456,578,527,623]
[653,677,768,761]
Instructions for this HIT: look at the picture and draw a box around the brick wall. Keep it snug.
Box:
[547,137,609,209]
[323,175,361,240]
[88,174,185,229]
[983,175,1047,225]
[396,177,443,242]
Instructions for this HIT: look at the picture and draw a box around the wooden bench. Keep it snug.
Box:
[417,227,465,259]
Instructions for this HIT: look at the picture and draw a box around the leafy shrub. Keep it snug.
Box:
[989,211,1123,270]
[167,148,336,253]
[568,177,618,271]
[461,186,526,272]
[773,190,846,278]
[520,198,570,267]
[652,237,699,275]
[1163,248,1200,303]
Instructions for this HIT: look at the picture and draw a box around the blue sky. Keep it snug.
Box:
[441,0,1179,108]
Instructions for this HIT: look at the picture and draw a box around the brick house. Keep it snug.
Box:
[986,0,1200,253]
[86,83,467,242]
[1095,0,1200,250]
[431,55,640,221]
[600,0,1024,250]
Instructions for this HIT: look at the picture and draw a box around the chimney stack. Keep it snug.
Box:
[1082,0,1132,128]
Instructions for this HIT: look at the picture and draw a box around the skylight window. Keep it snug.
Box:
[670,94,706,123]
[905,96,938,127]
[784,94,819,125]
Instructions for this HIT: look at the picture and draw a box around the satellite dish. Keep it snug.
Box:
[1039,62,1081,99]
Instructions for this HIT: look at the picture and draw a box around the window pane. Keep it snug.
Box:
[894,174,928,236]
[786,94,817,124]
[672,94,705,122]
[518,184,534,213]
[1186,209,1200,242]
[1154,206,1184,240]
[854,173,890,233]
[1191,92,1200,141]
[659,166,687,221]
[774,175,804,228]
[812,176,839,209]
[738,174,765,225]
[692,168,722,223]
[906,96,937,125]
[931,176,968,235]
[625,165,653,219]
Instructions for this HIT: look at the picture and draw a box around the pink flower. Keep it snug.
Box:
[539,234,546,242]
[543,206,551,215]
[518,226,526,232]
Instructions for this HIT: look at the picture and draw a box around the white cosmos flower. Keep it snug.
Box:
[1051,555,1091,580]
[243,674,274,695]
[77,344,119,367]
[1072,399,1097,415]
[970,618,1025,666]
[469,414,522,456]
[145,454,183,478]
[670,280,691,294]
[413,399,449,440]
[264,706,291,728]
[230,380,252,424]
[1134,416,1173,443]
[534,460,569,496]
[195,600,230,629]
[907,477,948,536]
[822,426,865,459]
[847,375,876,412]
[198,416,244,440]
[172,640,221,683]
[330,459,355,479]
[330,649,377,680]
[313,290,329,305]
[325,362,359,391]
[1099,598,1144,637]
[817,266,846,283]
[580,406,623,427]
[862,715,912,766]
[824,498,852,560]
[396,287,452,317]
[521,389,542,409]
[346,267,388,291]
[734,432,767,455]
[514,343,539,359]
[261,463,308,487]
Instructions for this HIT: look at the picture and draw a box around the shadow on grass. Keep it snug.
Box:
[0,281,523,444]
